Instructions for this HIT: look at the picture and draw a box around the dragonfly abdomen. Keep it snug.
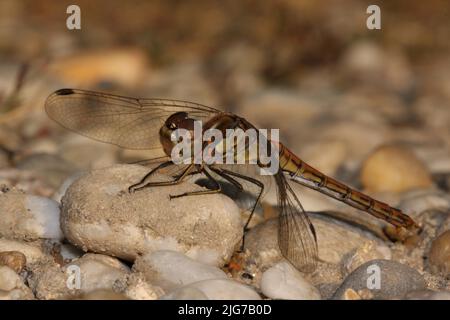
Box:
[278,143,419,230]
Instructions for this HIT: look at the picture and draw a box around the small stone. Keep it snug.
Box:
[260,261,321,300]
[245,216,380,269]
[398,189,450,217]
[0,238,47,264]
[0,190,63,241]
[342,241,391,275]
[133,250,227,291]
[27,260,70,300]
[58,135,118,170]
[339,41,413,92]
[16,153,78,189]
[59,243,84,263]
[0,251,26,273]
[124,273,163,300]
[165,279,260,300]
[342,288,362,300]
[52,171,85,203]
[300,140,347,176]
[61,164,242,266]
[333,260,426,300]
[360,145,433,193]
[239,90,325,143]
[405,290,450,300]
[74,289,128,300]
[49,48,149,87]
[28,253,130,299]
[428,230,450,277]
[161,287,208,300]
[0,266,34,299]
[67,253,130,294]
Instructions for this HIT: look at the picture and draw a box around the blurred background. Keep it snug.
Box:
[0,0,449,200]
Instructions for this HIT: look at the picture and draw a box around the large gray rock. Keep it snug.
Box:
[333,259,426,300]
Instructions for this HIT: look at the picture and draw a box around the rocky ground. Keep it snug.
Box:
[0,0,449,300]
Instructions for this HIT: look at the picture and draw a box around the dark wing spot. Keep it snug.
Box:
[54,88,75,96]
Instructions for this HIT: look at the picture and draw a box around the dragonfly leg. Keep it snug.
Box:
[208,166,244,192]
[169,167,221,199]
[128,162,194,193]
[217,168,264,251]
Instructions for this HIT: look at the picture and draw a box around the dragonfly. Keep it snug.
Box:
[45,88,420,273]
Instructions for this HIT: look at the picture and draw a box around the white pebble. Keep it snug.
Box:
[161,287,208,300]
[0,238,47,264]
[65,253,130,293]
[133,250,227,291]
[0,191,63,241]
[170,279,260,300]
[0,266,34,299]
[25,195,63,240]
[260,261,321,300]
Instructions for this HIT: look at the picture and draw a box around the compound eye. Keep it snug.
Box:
[168,122,177,130]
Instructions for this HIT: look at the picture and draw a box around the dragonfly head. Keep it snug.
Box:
[159,112,196,157]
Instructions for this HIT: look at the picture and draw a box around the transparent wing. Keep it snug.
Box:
[275,171,318,273]
[45,88,220,150]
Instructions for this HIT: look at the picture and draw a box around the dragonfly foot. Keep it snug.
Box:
[169,193,186,200]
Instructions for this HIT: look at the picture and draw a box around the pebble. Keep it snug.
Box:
[66,253,130,293]
[0,251,26,273]
[0,190,63,241]
[428,230,450,277]
[260,261,321,300]
[245,216,380,268]
[161,286,209,300]
[0,238,47,264]
[145,62,218,106]
[52,171,85,203]
[299,140,347,176]
[59,243,84,263]
[238,89,326,143]
[339,41,413,92]
[405,290,450,300]
[360,145,433,193]
[132,250,227,291]
[60,164,242,266]
[58,135,118,170]
[163,279,261,300]
[0,266,34,299]
[16,153,78,189]
[28,253,130,299]
[49,48,149,87]
[341,241,391,275]
[0,169,55,197]
[73,289,129,300]
[123,273,164,300]
[315,121,388,168]
[0,149,10,169]
[333,260,426,300]
[398,189,450,217]
[27,260,71,300]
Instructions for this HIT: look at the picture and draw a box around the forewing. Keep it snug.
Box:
[45,88,219,150]
[275,171,318,273]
